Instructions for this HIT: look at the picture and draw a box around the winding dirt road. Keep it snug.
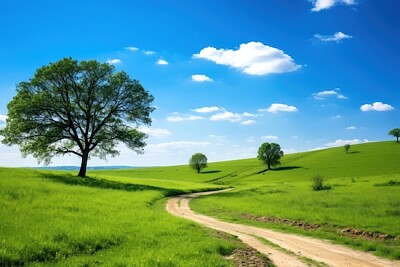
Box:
[166,190,400,267]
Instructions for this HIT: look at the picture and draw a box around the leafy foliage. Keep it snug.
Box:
[311,175,331,191]
[0,58,154,176]
[344,144,350,153]
[257,142,284,170]
[189,153,208,173]
[388,128,400,143]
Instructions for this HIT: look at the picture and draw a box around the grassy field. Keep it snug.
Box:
[1,141,399,265]
[101,141,400,259]
[0,168,240,266]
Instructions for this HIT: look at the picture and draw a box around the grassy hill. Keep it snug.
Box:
[1,141,399,265]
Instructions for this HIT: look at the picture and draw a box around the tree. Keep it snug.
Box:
[344,144,350,153]
[257,142,284,170]
[388,128,400,143]
[0,58,154,177]
[189,153,207,173]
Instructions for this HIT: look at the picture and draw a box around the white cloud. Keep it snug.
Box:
[332,115,342,119]
[167,114,205,122]
[346,126,357,130]
[143,50,156,55]
[156,58,169,65]
[246,137,255,143]
[360,102,394,112]
[0,115,8,123]
[210,111,242,122]
[311,0,356,12]
[125,47,139,52]
[138,127,172,138]
[193,41,300,76]
[209,111,259,123]
[313,89,348,100]
[314,32,353,42]
[191,74,213,82]
[192,106,221,113]
[106,59,121,65]
[325,138,367,147]
[259,103,298,113]
[241,120,256,125]
[261,135,278,140]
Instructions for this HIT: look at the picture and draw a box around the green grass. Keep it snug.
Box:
[0,168,239,266]
[1,141,399,265]
[98,141,400,259]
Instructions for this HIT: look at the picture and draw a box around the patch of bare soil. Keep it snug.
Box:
[228,247,273,267]
[340,228,396,241]
[241,213,396,241]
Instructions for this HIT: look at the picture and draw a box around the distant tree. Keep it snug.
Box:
[189,153,207,173]
[388,128,400,143]
[257,142,284,170]
[0,58,154,177]
[344,144,351,153]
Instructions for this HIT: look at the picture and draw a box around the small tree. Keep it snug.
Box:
[388,128,400,143]
[189,153,207,173]
[257,142,283,170]
[344,144,350,153]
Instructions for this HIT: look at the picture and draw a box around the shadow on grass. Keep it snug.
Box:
[40,173,185,196]
[257,166,301,174]
[348,151,360,154]
[200,170,221,174]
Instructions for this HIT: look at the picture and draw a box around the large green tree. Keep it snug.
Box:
[189,153,208,173]
[257,142,284,170]
[0,58,154,177]
[388,128,400,143]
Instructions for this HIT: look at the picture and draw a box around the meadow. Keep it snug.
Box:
[1,141,399,265]
[101,141,400,259]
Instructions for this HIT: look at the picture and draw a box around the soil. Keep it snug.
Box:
[166,189,400,267]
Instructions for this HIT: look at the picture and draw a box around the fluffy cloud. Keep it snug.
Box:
[313,89,347,99]
[193,41,300,76]
[360,102,394,112]
[191,74,213,82]
[325,138,368,147]
[138,127,172,138]
[314,32,352,42]
[210,111,242,122]
[261,135,278,140]
[192,106,221,113]
[156,58,168,65]
[0,114,8,123]
[210,111,259,123]
[259,103,298,113]
[167,114,205,122]
[241,120,256,125]
[125,47,139,52]
[143,50,156,55]
[311,0,356,12]
[147,141,211,151]
[346,126,357,130]
[106,59,121,65]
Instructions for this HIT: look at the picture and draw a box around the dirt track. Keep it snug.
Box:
[166,190,400,267]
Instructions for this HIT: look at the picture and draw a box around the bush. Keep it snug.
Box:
[311,175,331,191]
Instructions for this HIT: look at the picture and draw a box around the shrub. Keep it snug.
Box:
[311,175,331,191]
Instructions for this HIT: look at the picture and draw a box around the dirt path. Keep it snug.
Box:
[166,190,400,267]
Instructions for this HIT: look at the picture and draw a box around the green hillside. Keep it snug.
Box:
[1,141,399,265]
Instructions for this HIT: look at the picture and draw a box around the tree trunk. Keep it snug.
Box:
[78,152,89,177]
[197,168,200,173]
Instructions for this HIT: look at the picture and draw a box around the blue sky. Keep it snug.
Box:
[0,0,399,167]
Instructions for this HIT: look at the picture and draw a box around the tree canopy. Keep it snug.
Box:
[0,58,154,177]
[257,142,284,170]
[388,128,400,143]
[189,153,208,173]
